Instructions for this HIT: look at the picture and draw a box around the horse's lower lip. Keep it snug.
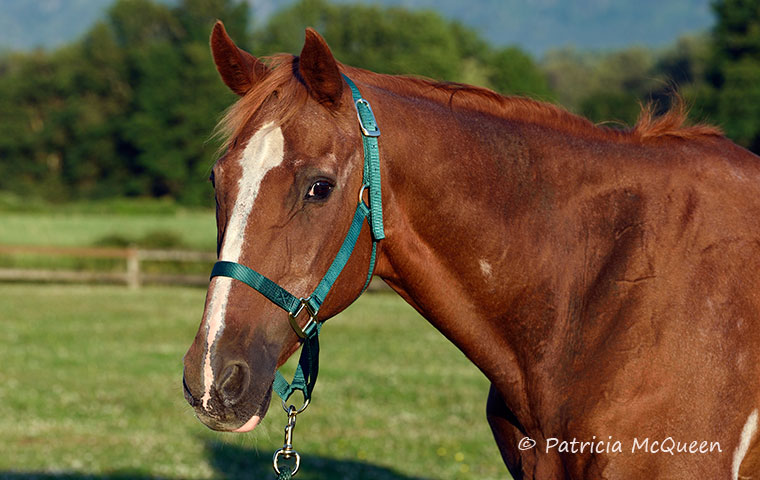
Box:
[233,414,261,433]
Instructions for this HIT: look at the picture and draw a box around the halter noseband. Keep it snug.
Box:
[209,74,384,404]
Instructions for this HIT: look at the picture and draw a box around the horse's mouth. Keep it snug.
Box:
[194,409,262,432]
[232,414,262,432]
[184,374,273,432]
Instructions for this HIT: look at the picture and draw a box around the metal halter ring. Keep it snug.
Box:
[282,397,310,415]
[359,184,369,207]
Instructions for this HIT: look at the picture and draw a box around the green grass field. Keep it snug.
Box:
[0,284,510,480]
[0,210,215,250]
[0,202,216,275]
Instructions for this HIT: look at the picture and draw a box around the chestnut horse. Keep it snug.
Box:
[183,21,760,479]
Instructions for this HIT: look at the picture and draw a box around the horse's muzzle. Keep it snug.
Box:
[182,360,272,432]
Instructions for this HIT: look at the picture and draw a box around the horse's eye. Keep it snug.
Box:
[305,180,333,201]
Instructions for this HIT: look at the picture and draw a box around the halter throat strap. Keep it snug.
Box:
[209,73,383,403]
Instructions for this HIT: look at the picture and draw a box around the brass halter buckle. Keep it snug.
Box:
[288,297,317,339]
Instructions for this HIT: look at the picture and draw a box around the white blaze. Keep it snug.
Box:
[733,408,758,480]
[200,122,285,410]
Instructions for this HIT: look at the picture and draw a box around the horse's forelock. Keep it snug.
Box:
[214,54,310,153]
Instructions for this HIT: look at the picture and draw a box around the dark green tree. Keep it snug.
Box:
[488,46,551,99]
[0,0,250,204]
[254,0,550,97]
[0,32,131,200]
[543,38,718,128]
[713,0,760,61]
[111,0,248,204]
[708,0,760,151]
[0,51,63,198]
[0,0,553,205]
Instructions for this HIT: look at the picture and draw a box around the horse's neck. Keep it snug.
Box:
[373,88,556,366]
[371,82,641,423]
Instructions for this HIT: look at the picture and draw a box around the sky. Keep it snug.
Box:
[0,0,716,57]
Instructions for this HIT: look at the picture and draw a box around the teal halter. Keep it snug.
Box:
[209,74,384,404]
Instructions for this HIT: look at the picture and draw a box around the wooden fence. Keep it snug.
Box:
[0,245,389,291]
[0,245,215,288]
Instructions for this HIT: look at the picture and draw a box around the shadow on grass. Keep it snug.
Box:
[205,440,427,480]
[0,441,426,480]
[0,473,168,480]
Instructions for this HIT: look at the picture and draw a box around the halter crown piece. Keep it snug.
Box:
[210,73,384,407]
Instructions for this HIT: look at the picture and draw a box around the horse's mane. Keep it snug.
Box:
[342,65,723,142]
[216,54,723,150]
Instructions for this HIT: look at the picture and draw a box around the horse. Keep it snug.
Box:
[182,21,760,479]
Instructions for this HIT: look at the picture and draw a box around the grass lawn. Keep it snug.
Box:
[0,210,216,250]
[0,284,509,480]
[0,203,217,276]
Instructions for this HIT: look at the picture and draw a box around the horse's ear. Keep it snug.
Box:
[299,28,343,108]
[210,21,267,96]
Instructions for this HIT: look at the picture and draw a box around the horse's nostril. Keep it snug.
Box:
[218,362,250,407]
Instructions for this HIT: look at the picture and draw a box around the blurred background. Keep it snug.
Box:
[0,0,758,479]
[1,0,758,209]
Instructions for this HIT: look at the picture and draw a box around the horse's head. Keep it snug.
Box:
[182,22,380,432]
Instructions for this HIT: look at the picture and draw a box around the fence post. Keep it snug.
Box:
[126,247,140,289]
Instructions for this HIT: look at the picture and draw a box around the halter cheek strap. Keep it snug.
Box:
[209,74,383,403]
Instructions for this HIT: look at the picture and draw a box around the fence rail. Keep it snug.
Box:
[0,245,215,288]
[0,245,389,291]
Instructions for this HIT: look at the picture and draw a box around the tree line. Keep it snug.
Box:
[0,0,757,206]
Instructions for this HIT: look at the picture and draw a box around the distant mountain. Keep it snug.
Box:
[0,0,113,51]
[0,0,715,56]
[355,0,716,55]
